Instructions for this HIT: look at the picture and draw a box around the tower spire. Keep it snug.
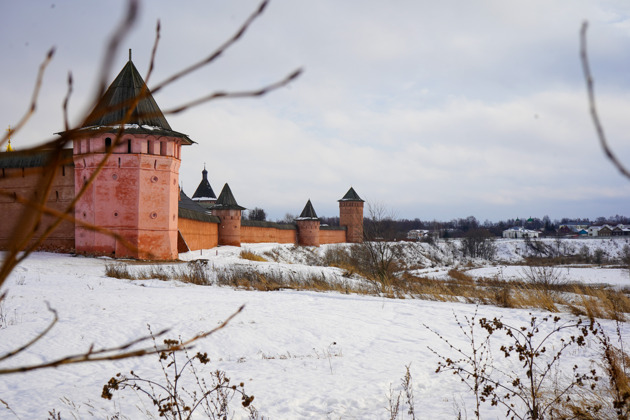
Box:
[5,125,13,152]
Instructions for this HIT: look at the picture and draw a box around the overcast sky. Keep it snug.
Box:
[1,0,630,222]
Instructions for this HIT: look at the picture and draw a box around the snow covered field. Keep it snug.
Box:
[1,239,629,419]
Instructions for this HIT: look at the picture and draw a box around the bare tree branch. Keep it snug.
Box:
[0,0,292,378]
[0,47,55,150]
[62,72,74,131]
[93,0,139,100]
[151,0,269,95]
[0,302,58,363]
[145,19,161,84]
[164,68,302,115]
[0,305,244,375]
[580,21,630,180]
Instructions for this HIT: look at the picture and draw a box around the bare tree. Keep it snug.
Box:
[0,0,299,375]
[247,207,267,221]
[460,228,496,260]
[351,202,403,292]
[276,212,297,224]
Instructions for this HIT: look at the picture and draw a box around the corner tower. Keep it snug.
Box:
[212,183,245,246]
[339,187,364,243]
[296,199,320,246]
[72,57,194,259]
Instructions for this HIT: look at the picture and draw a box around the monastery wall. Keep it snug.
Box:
[0,155,75,252]
[241,221,297,244]
[178,216,219,251]
[179,218,350,250]
[319,226,347,244]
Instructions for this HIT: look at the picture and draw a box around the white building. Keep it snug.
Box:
[502,226,540,239]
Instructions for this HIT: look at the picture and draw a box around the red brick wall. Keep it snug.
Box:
[319,228,346,244]
[0,163,75,252]
[178,217,218,251]
[241,225,296,244]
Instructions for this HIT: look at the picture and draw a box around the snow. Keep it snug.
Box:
[467,265,630,287]
[1,240,629,419]
[86,124,162,131]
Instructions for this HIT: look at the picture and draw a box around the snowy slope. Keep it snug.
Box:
[0,243,629,419]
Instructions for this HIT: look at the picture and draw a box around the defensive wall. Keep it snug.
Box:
[0,58,363,259]
[0,150,362,257]
[0,149,75,253]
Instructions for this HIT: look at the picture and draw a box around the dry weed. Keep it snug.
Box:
[240,250,268,262]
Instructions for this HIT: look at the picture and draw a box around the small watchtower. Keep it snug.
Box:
[72,55,194,259]
[339,187,364,243]
[212,183,245,246]
[296,199,320,246]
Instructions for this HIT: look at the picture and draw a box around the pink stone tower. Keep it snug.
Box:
[72,58,193,259]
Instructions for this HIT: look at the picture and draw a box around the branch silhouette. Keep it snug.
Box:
[0,0,297,376]
[580,21,630,181]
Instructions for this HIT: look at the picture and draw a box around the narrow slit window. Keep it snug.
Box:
[127,139,132,153]
[105,137,112,151]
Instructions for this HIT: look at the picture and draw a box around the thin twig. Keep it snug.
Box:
[0,306,244,375]
[0,48,55,149]
[62,72,74,131]
[145,19,161,84]
[0,302,58,363]
[179,305,244,346]
[164,68,302,115]
[580,21,630,180]
[93,0,139,100]
[0,188,138,254]
[151,0,269,95]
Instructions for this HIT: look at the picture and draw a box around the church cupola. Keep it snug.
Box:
[192,164,217,208]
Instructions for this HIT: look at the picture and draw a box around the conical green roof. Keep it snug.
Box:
[80,59,193,144]
[338,187,364,202]
[297,199,318,220]
[213,183,245,210]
